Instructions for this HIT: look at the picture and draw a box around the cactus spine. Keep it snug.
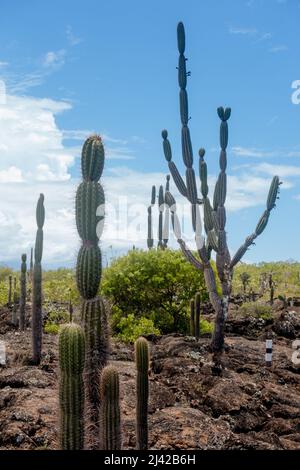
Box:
[99,366,121,450]
[19,254,27,331]
[32,194,45,365]
[135,337,150,450]
[75,135,109,445]
[59,323,85,450]
[162,22,280,373]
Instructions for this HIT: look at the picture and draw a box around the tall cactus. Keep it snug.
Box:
[147,186,156,249]
[161,22,280,373]
[99,366,121,450]
[135,337,150,450]
[12,277,18,326]
[19,254,27,331]
[59,323,85,450]
[32,194,45,365]
[29,247,33,282]
[75,135,109,446]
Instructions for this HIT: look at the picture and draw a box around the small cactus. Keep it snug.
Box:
[12,277,18,326]
[135,337,150,450]
[59,323,85,450]
[8,274,12,306]
[195,292,201,339]
[190,299,195,336]
[99,366,121,450]
[19,254,27,331]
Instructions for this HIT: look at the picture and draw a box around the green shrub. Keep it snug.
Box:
[102,249,211,334]
[44,323,60,335]
[117,314,160,344]
[239,302,272,319]
[199,319,214,335]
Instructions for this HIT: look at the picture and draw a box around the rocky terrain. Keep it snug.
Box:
[0,304,299,450]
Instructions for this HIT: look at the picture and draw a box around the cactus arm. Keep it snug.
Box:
[230,176,281,269]
[165,190,204,271]
[162,132,188,198]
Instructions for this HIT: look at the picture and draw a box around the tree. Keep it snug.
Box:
[102,249,208,334]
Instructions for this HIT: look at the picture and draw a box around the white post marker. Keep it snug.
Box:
[265,339,273,367]
[0,341,6,365]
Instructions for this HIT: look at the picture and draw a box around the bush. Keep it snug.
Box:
[102,248,211,334]
[117,314,160,344]
[44,323,60,335]
[199,319,214,335]
[239,302,272,319]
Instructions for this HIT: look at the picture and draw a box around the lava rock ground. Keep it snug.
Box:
[0,306,299,450]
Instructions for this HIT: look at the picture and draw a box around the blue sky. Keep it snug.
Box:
[0,0,300,267]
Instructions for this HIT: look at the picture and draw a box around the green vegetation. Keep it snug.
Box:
[102,248,209,335]
[239,302,273,320]
[233,262,300,298]
[117,314,160,344]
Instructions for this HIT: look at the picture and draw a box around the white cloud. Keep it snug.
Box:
[229,27,257,35]
[43,49,66,68]
[269,45,288,53]
[231,146,276,158]
[0,61,8,68]
[253,162,300,178]
[0,93,74,182]
[66,25,82,46]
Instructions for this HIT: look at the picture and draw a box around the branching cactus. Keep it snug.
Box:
[161,22,281,372]
[8,274,12,306]
[75,135,109,445]
[135,337,150,450]
[147,186,156,249]
[32,194,45,365]
[99,366,121,450]
[59,323,85,450]
[194,292,201,339]
[12,277,18,326]
[147,175,170,250]
[19,254,27,331]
